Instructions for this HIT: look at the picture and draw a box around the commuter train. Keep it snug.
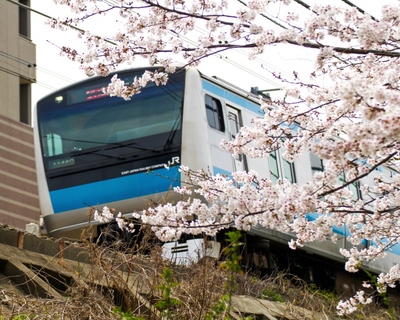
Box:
[34,66,400,297]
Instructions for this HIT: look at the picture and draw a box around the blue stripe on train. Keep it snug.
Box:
[50,166,181,213]
[307,212,400,256]
[306,212,350,237]
[202,79,262,115]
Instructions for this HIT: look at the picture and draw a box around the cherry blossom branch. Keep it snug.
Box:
[318,152,398,198]
[286,40,400,58]
[50,1,400,314]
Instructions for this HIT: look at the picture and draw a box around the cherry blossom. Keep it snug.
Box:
[93,206,115,224]
[337,290,373,316]
[50,0,400,314]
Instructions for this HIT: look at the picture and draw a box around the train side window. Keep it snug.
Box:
[339,173,362,200]
[205,94,225,132]
[283,159,296,183]
[269,150,296,184]
[228,111,242,162]
[310,152,324,175]
[349,181,362,200]
[269,151,280,183]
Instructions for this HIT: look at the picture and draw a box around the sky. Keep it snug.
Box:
[30,0,393,108]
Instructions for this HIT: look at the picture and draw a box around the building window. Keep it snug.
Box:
[205,94,225,132]
[20,83,31,125]
[19,0,30,38]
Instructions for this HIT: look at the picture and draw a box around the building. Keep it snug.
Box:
[0,0,40,230]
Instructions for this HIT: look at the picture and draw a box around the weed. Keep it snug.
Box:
[113,307,145,320]
[0,316,35,320]
[261,287,284,302]
[154,267,181,319]
[307,284,338,304]
[206,230,243,319]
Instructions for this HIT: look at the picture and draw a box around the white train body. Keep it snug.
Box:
[34,67,400,280]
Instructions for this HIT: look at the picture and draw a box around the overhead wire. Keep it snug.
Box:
[292,0,377,21]
[172,26,280,88]
[229,0,380,88]
[13,0,282,90]
[5,0,93,95]
[25,0,281,91]
[189,27,283,88]
[102,0,121,5]
[232,0,308,85]
[0,50,36,82]
[6,0,87,35]
[13,0,378,94]
[35,66,77,84]
[236,0,290,30]
[34,80,60,92]
[5,0,79,89]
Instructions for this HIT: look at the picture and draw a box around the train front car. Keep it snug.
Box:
[34,67,186,239]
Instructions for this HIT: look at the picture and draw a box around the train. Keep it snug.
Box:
[34,66,400,298]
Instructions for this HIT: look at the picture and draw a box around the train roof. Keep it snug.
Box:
[197,69,270,105]
[36,65,270,107]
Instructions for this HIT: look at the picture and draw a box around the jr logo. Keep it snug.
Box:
[168,156,180,166]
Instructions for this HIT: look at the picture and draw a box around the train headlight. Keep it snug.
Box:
[55,96,63,104]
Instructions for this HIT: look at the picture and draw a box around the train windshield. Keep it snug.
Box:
[37,68,185,172]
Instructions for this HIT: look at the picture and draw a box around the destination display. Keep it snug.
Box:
[67,81,114,105]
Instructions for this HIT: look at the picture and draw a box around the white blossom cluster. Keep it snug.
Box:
[102,70,168,100]
[94,207,136,232]
[337,290,372,315]
[54,0,400,315]
[93,206,114,223]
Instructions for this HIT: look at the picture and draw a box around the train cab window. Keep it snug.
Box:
[205,94,225,132]
[45,133,63,156]
[269,151,280,183]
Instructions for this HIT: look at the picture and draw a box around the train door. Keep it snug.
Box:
[227,106,246,172]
